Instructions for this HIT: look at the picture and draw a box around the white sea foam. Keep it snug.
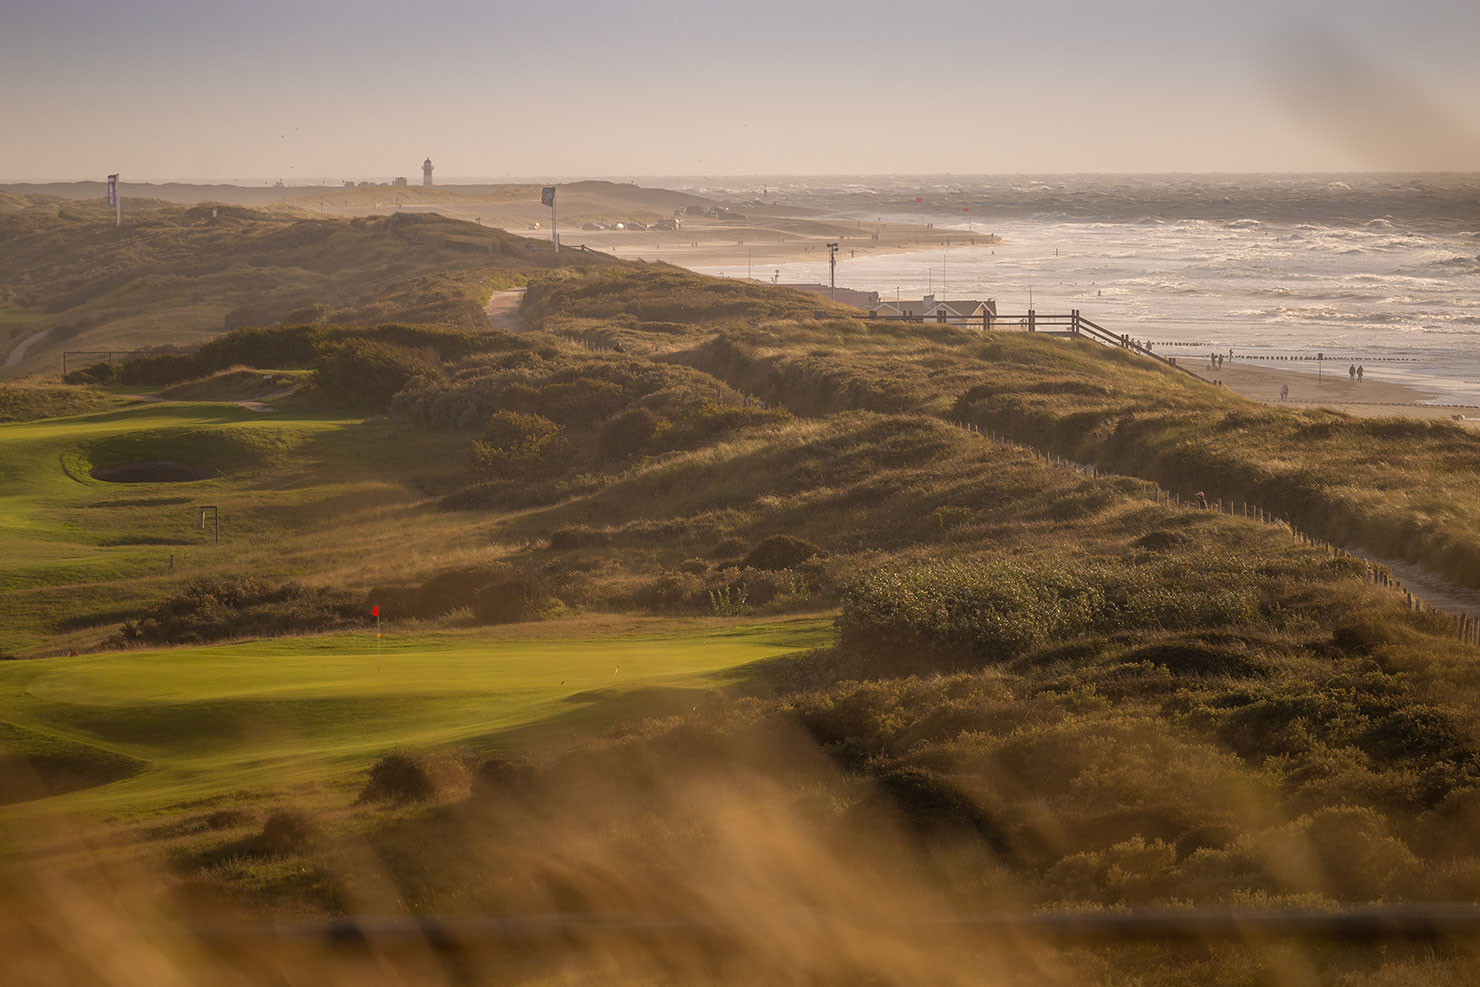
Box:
[681,175,1480,403]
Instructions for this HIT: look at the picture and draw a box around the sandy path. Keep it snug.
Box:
[233,384,297,413]
[1361,550,1480,622]
[486,287,529,331]
[4,326,52,369]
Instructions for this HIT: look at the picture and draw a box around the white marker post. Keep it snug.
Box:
[542,185,558,253]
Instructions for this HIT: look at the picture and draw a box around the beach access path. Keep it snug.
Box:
[485,287,529,332]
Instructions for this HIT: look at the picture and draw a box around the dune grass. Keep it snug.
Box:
[0,199,618,374]
[552,299,1480,589]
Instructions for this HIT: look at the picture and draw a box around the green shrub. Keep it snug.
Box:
[119,351,204,386]
[377,562,554,624]
[311,338,440,412]
[471,410,570,478]
[599,407,663,460]
[114,577,367,646]
[837,556,1262,668]
[472,569,553,624]
[359,751,436,803]
[61,362,121,386]
[257,809,314,855]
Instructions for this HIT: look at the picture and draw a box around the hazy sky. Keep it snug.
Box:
[3,0,1479,182]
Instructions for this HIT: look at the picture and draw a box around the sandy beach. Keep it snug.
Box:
[1189,360,1480,425]
[300,181,987,271]
[528,218,989,270]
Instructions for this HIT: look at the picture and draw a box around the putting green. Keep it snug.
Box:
[0,617,830,817]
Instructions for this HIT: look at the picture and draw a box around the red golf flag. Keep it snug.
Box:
[371,604,379,617]
[915,197,923,202]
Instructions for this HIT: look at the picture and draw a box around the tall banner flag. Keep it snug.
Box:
[106,174,118,207]
[542,187,558,253]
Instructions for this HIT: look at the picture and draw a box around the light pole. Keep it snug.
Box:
[826,242,839,300]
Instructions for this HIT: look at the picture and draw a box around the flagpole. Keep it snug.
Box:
[375,607,381,670]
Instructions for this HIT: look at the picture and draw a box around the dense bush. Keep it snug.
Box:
[373,562,554,624]
[471,410,570,478]
[359,751,436,803]
[597,406,663,459]
[119,351,204,386]
[311,338,440,412]
[837,555,1263,668]
[115,576,366,646]
[742,535,824,571]
[60,362,121,386]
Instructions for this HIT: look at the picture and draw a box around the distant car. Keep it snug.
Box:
[625,221,649,231]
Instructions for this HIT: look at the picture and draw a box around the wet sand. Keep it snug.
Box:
[1192,361,1480,425]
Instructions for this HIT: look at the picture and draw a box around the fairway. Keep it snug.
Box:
[0,617,830,817]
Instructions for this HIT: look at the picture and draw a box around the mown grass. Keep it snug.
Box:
[0,616,827,817]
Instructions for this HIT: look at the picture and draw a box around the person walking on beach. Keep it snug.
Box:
[1349,364,1357,381]
[1280,383,1289,402]
[1357,364,1364,381]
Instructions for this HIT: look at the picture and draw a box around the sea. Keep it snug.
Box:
[673,174,1480,406]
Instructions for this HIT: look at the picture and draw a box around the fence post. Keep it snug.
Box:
[1028,309,1036,333]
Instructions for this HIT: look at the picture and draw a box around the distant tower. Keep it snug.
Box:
[422,158,434,186]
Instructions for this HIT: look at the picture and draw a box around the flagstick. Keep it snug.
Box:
[377,611,381,671]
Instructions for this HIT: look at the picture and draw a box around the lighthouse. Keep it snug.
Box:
[422,158,434,186]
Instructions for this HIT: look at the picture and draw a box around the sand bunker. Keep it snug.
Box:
[89,460,219,483]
